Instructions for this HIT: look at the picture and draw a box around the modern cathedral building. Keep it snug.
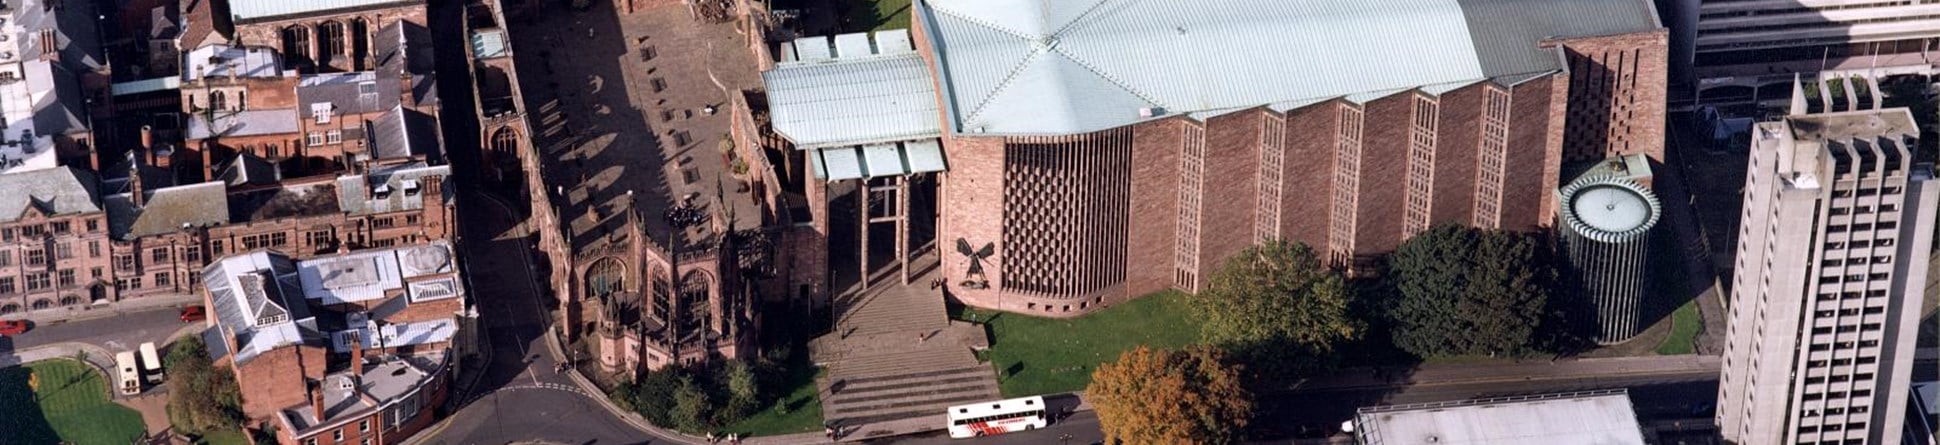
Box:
[764,0,1669,316]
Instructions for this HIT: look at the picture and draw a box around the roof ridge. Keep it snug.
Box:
[962,49,1055,125]
[1047,46,1167,109]
[925,2,1040,40]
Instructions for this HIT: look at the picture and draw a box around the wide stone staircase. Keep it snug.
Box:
[810,251,1000,440]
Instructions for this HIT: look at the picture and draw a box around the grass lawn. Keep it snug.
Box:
[954,291,1202,397]
[0,359,148,445]
[726,369,824,437]
[1655,299,1702,355]
[844,0,911,33]
[192,430,251,445]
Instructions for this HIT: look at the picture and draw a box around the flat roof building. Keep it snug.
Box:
[1663,0,1940,99]
[1718,103,1936,445]
[1354,390,1647,445]
[763,0,1669,316]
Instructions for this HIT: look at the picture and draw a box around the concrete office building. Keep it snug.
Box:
[1664,0,1940,100]
[763,0,1669,317]
[1557,154,1660,345]
[1717,105,1936,445]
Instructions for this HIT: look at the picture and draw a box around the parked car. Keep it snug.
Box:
[0,319,30,336]
[178,306,206,323]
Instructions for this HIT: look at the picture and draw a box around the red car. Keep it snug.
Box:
[0,319,29,336]
[179,306,207,323]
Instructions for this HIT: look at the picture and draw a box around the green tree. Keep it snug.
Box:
[625,366,688,427]
[1192,240,1359,379]
[718,359,759,421]
[165,337,243,435]
[1389,225,1556,357]
[670,375,715,433]
[1088,346,1252,445]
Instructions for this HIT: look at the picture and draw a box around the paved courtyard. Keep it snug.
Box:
[512,1,764,252]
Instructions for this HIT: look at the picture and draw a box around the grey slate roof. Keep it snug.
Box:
[337,163,449,216]
[105,182,231,240]
[368,106,442,161]
[300,72,392,119]
[0,167,99,222]
[187,108,302,139]
[203,251,316,364]
[914,0,1659,135]
[763,29,941,149]
[375,20,437,107]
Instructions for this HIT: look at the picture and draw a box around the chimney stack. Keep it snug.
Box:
[139,125,153,150]
[348,333,365,376]
[128,151,145,208]
[309,380,326,422]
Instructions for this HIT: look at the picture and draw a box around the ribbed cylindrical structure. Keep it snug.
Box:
[1558,176,1660,345]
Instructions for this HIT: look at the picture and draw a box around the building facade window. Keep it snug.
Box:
[151,248,168,263]
[326,129,342,144]
[56,269,73,287]
[25,249,44,266]
[0,277,14,294]
[308,132,325,146]
[25,273,48,291]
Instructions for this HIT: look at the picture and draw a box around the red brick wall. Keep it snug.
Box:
[1196,110,1264,281]
[1125,118,1183,300]
[1279,102,1337,252]
[1503,76,1565,232]
[1556,29,1669,163]
[1352,93,1416,256]
[234,344,326,420]
[1431,84,1484,227]
[938,135,1006,310]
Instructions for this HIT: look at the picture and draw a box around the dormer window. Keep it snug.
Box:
[373,183,391,197]
[402,179,420,196]
[312,103,332,124]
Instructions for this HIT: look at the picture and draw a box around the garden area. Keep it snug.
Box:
[952,291,1202,397]
[1653,299,1703,355]
[0,359,148,445]
[606,304,826,437]
[843,0,911,33]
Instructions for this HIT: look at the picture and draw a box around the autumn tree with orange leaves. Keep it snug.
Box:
[1087,346,1253,445]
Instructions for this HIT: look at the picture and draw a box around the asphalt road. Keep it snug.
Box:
[885,411,1103,445]
[883,368,1722,445]
[0,307,190,354]
[413,190,661,445]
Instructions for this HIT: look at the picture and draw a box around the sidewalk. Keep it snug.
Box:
[1,341,123,394]
[7,293,200,324]
[1286,355,1722,393]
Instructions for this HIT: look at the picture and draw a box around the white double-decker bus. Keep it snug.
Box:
[946,395,1049,438]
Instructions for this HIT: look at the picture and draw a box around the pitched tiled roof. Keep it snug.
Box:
[105,182,231,240]
[0,167,99,222]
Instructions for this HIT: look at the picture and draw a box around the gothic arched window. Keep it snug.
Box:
[679,271,710,332]
[491,127,520,157]
[585,258,625,298]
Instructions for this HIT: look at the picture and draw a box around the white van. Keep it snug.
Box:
[138,342,165,384]
[114,351,141,395]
